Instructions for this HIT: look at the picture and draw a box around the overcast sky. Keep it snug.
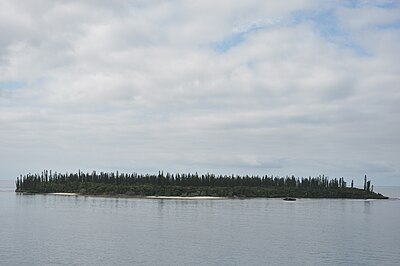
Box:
[1,0,399,186]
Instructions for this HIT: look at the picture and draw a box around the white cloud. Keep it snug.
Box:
[0,0,399,185]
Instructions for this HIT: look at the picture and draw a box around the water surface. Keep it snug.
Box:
[1,180,399,265]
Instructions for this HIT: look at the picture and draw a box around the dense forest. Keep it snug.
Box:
[15,170,387,199]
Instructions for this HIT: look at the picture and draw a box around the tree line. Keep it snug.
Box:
[15,170,385,198]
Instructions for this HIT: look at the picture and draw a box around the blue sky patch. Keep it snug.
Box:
[377,21,400,30]
[212,23,269,53]
[375,1,398,9]
[213,32,246,53]
[213,5,373,56]
[344,0,398,9]
[290,8,369,56]
[0,80,27,90]
[291,9,340,38]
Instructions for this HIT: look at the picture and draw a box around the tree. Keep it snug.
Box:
[364,175,367,191]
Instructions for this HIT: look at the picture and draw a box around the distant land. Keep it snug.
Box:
[15,170,387,199]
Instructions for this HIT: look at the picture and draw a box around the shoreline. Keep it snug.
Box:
[145,196,225,200]
[18,192,390,200]
[43,192,225,199]
[49,192,79,196]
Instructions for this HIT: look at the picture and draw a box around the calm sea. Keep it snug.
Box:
[1,180,399,266]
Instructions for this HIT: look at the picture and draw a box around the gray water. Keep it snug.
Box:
[1,180,399,266]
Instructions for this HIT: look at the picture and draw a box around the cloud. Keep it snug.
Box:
[0,1,399,185]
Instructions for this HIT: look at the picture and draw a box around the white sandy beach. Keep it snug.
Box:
[49,193,78,196]
[145,196,224,200]
[47,193,223,199]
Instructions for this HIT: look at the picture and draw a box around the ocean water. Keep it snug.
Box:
[0,180,399,266]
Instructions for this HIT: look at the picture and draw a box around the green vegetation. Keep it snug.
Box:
[15,170,387,199]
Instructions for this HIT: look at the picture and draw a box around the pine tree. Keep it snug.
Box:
[366,180,371,192]
[364,175,367,191]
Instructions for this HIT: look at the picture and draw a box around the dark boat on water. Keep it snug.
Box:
[283,197,296,201]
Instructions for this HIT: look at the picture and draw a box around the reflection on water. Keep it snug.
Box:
[363,200,371,215]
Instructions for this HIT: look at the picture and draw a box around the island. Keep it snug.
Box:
[15,171,387,199]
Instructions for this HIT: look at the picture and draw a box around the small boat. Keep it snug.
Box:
[283,197,296,201]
